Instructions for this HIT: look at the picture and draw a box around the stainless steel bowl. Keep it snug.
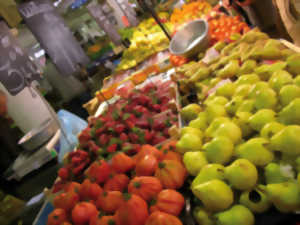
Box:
[169,19,210,58]
[18,118,58,151]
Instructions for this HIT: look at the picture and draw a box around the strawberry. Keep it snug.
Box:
[152,104,161,112]
[153,120,166,131]
[99,134,109,146]
[120,133,128,142]
[122,142,133,153]
[163,127,170,137]
[58,167,69,180]
[78,128,92,147]
[95,127,106,136]
[125,120,135,129]
[129,133,139,143]
[88,141,100,154]
[152,135,167,145]
[115,124,126,134]
[144,130,153,142]
[107,144,117,153]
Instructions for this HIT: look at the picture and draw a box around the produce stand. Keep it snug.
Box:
[36,1,300,225]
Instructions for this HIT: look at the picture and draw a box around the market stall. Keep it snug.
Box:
[8,0,300,225]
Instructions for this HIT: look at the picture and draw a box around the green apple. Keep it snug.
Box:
[192,164,225,188]
[180,104,202,122]
[189,112,208,131]
[235,138,274,167]
[235,74,260,86]
[270,125,300,155]
[225,159,258,190]
[279,84,300,107]
[248,109,276,131]
[192,179,234,212]
[176,133,202,154]
[216,82,236,98]
[203,136,234,165]
[240,186,271,213]
[233,112,254,138]
[183,151,208,176]
[216,205,255,225]
[278,98,300,125]
[260,122,285,139]
[268,70,293,92]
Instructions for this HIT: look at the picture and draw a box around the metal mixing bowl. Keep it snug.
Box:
[169,19,209,58]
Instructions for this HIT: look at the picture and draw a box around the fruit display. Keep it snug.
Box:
[48,141,187,225]
[208,14,250,46]
[117,13,173,71]
[54,79,179,185]
[170,1,212,25]
[174,28,300,225]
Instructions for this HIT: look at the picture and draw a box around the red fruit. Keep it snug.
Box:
[64,182,81,193]
[150,189,185,216]
[104,174,130,192]
[125,120,135,129]
[99,134,109,145]
[128,176,163,201]
[115,124,126,133]
[144,130,153,142]
[107,144,118,153]
[79,179,93,200]
[72,202,98,225]
[129,133,139,143]
[85,160,111,184]
[47,208,67,225]
[161,140,177,152]
[151,135,167,145]
[78,128,92,147]
[115,194,149,225]
[161,149,182,163]
[135,154,158,176]
[90,215,117,225]
[136,145,163,162]
[145,211,183,225]
[163,128,170,137]
[152,104,161,112]
[96,191,124,213]
[111,153,135,173]
[54,191,80,212]
[89,183,104,201]
[120,133,128,142]
[155,160,187,189]
[88,141,101,154]
[58,167,69,181]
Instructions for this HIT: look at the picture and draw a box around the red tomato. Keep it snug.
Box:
[47,208,67,225]
[89,182,104,200]
[150,189,185,216]
[136,145,163,162]
[155,160,187,189]
[96,191,124,213]
[53,191,80,212]
[161,150,182,163]
[79,179,103,201]
[61,222,72,225]
[128,176,163,201]
[103,173,130,192]
[145,211,183,225]
[85,160,111,184]
[115,194,149,225]
[90,214,117,225]
[135,154,158,176]
[161,140,177,152]
[72,202,98,225]
[111,152,135,173]
[64,182,81,193]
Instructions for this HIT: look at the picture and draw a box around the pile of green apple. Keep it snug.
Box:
[175,29,300,225]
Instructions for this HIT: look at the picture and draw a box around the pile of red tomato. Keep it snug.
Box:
[208,15,250,45]
[47,141,187,225]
